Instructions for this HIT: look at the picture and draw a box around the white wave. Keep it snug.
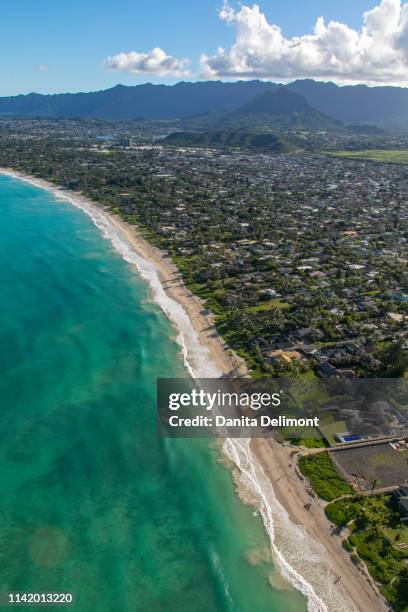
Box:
[0,169,219,379]
[224,438,358,612]
[0,169,357,612]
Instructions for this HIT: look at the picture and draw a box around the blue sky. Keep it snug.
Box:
[0,0,405,95]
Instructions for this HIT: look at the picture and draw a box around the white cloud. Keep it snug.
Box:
[200,0,408,85]
[36,64,49,72]
[104,47,189,77]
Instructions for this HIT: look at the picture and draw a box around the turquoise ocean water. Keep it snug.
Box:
[0,175,307,612]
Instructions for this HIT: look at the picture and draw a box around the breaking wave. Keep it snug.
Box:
[0,169,357,612]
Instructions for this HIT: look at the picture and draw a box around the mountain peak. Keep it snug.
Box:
[226,87,340,130]
[235,88,312,116]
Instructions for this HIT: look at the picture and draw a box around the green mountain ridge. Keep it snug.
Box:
[1,80,408,127]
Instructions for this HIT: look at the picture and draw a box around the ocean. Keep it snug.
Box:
[0,174,307,611]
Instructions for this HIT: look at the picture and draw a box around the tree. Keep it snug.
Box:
[370,478,381,497]
[382,342,408,377]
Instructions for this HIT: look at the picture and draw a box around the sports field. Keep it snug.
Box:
[326,150,408,164]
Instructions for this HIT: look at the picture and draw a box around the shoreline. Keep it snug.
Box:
[0,168,387,612]
[250,439,387,611]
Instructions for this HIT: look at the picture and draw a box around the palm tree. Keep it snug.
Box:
[370,478,381,497]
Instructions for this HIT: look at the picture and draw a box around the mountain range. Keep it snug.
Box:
[1,79,408,128]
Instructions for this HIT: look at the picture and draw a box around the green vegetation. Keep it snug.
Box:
[298,451,353,501]
[342,538,353,552]
[325,495,393,527]
[325,495,408,610]
[163,130,289,152]
[381,341,408,376]
[289,437,328,448]
[383,525,408,547]
[246,299,290,313]
[327,149,408,164]
[226,89,341,131]
[319,419,348,447]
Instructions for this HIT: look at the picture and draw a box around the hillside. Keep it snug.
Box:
[286,80,408,128]
[1,80,408,127]
[163,130,288,152]
[225,88,341,130]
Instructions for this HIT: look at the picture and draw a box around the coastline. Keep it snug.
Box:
[9,170,247,380]
[250,439,388,611]
[0,168,387,612]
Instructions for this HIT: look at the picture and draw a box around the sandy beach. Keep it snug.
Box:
[251,438,388,611]
[0,168,248,380]
[0,168,388,612]
[95,209,249,378]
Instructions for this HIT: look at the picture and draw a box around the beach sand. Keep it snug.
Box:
[97,211,249,378]
[0,168,388,612]
[4,169,247,380]
[251,438,387,611]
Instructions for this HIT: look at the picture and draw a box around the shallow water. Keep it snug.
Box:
[0,175,306,612]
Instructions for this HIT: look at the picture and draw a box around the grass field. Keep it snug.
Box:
[246,298,290,313]
[326,150,408,164]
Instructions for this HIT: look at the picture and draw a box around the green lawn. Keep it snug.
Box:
[326,149,408,164]
[384,525,408,548]
[246,298,290,313]
[319,419,348,447]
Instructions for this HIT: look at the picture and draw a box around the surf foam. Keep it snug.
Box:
[0,169,358,612]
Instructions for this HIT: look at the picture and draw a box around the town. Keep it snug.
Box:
[1,117,407,380]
